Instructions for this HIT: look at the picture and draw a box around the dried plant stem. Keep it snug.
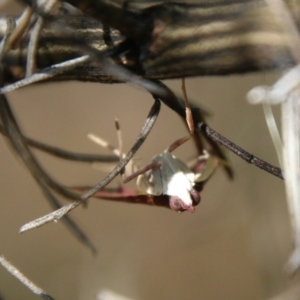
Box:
[1,7,33,52]
[26,0,57,77]
[0,124,119,163]
[0,55,90,94]
[0,255,55,300]
[200,124,284,180]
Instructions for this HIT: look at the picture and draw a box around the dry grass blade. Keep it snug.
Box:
[0,124,119,162]
[0,255,55,300]
[25,0,57,77]
[0,55,90,94]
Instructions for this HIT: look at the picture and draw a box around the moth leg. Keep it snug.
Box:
[194,152,218,182]
[167,135,192,152]
[88,125,138,178]
[194,151,232,183]
[181,78,194,134]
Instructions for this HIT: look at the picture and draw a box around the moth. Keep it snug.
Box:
[123,136,218,212]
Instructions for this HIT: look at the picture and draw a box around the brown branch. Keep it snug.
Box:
[200,124,283,180]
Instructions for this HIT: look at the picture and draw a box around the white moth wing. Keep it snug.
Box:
[156,151,194,207]
[194,155,218,182]
[171,156,195,183]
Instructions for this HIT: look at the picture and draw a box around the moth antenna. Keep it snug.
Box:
[87,133,120,157]
[114,117,125,177]
[115,117,123,159]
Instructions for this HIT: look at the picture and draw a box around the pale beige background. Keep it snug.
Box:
[0,2,298,300]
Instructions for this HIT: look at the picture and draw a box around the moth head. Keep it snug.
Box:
[169,188,200,212]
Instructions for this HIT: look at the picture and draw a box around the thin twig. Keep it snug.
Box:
[192,108,234,179]
[201,123,283,179]
[0,55,90,94]
[2,7,33,52]
[0,124,119,162]
[26,0,57,77]
[0,254,55,300]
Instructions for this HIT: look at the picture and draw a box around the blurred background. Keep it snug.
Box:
[0,1,297,300]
